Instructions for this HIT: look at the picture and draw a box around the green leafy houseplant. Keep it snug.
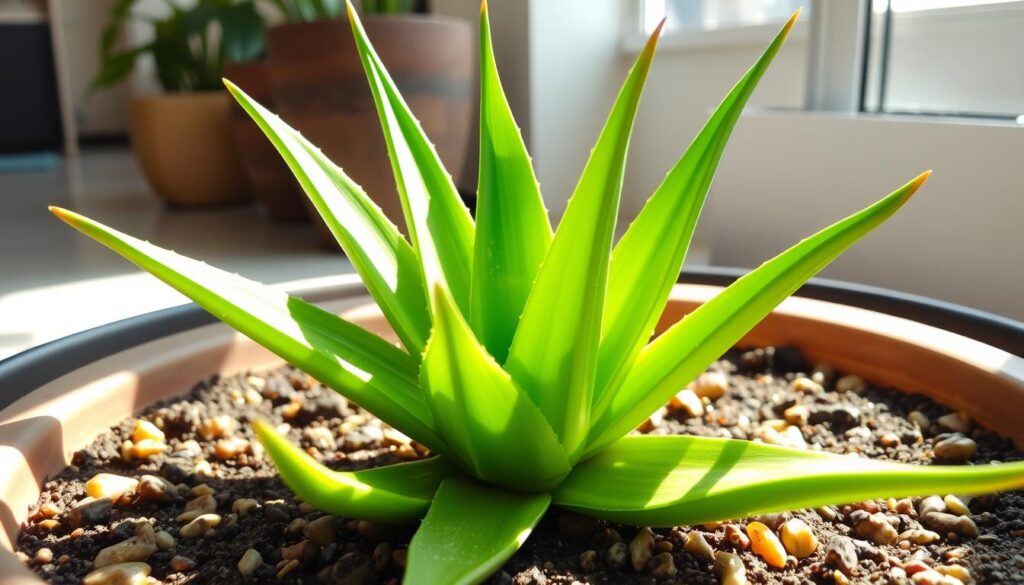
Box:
[54,2,1024,583]
[267,0,412,21]
[93,0,265,92]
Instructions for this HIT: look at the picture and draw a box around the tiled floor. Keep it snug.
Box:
[0,147,354,360]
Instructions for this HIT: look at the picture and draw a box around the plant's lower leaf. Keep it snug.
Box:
[556,435,1024,527]
[420,287,570,491]
[594,11,800,412]
[347,2,476,314]
[253,419,455,524]
[504,20,664,463]
[50,207,447,452]
[471,1,552,363]
[225,81,431,355]
[586,172,930,454]
[406,477,550,585]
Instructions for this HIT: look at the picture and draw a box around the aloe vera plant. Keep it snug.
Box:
[52,3,1024,583]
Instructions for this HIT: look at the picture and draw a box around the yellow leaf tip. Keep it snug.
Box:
[782,8,801,36]
[480,0,487,16]
[912,169,932,191]
[345,0,356,18]
[49,206,71,221]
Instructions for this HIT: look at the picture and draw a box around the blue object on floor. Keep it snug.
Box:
[0,151,59,173]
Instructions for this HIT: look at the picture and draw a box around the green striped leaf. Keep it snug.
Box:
[50,207,446,451]
[420,287,570,491]
[556,435,1024,527]
[346,1,476,313]
[471,1,552,363]
[254,419,455,524]
[504,21,664,462]
[225,80,431,354]
[594,11,800,412]
[406,477,550,585]
[587,172,931,454]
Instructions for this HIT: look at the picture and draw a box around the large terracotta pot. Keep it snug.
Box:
[223,61,308,223]
[130,92,250,208]
[1,273,1023,582]
[266,15,474,235]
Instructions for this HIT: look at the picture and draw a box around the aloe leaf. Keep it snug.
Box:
[50,207,447,451]
[504,21,664,462]
[556,435,1024,527]
[594,11,800,411]
[471,1,552,363]
[225,81,430,355]
[420,286,570,491]
[253,419,455,524]
[346,1,476,313]
[406,477,550,585]
[587,172,931,454]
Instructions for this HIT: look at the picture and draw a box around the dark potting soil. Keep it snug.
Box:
[13,346,1024,584]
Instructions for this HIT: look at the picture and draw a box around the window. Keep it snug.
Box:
[642,0,804,35]
[864,0,1024,118]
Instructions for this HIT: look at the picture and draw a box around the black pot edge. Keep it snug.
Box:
[1,269,1021,413]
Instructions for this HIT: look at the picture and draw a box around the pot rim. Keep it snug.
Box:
[1,269,1019,413]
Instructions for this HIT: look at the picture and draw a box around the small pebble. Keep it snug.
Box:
[944,494,970,516]
[746,521,786,569]
[791,377,823,393]
[176,494,217,522]
[138,475,177,503]
[605,542,627,570]
[880,432,901,447]
[922,512,978,537]
[909,410,931,430]
[372,542,392,572]
[854,512,899,545]
[155,531,175,551]
[578,550,598,571]
[214,437,250,460]
[650,552,677,577]
[936,565,972,583]
[83,562,151,585]
[170,555,195,572]
[232,498,260,517]
[130,438,167,459]
[684,531,715,560]
[780,518,817,558]
[132,419,165,443]
[238,548,263,576]
[783,404,809,426]
[900,529,941,545]
[629,527,654,572]
[285,518,308,535]
[835,375,866,394]
[93,531,157,568]
[920,495,947,517]
[197,414,237,440]
[191,483,215,497]
[304,515,338,546]
[816,506,838,521]
[691,371,728,399]
[277,558,300,578]
[825,536,858,575]
[85,474,138,502]
[670,389,704,417]
[726,524,751,550]
[937,412,971,434]
[934,435,977,463]
[714,551,747,585]
[34,548,53,564]
[180,513,222,539]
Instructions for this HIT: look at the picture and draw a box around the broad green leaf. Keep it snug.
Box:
[346,2,476,313]
[253,419,455,524]
[225,81,431,354]
[50,207,447,452]
[406,477,550,585]
[594,11,800,412]
[586,172,931,454]
[504,22,664,462]
[471,1,552,363]
[556,435,1024,527]
[420,287,570,491]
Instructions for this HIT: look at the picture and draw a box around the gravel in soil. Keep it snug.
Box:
[14,346,1024,584]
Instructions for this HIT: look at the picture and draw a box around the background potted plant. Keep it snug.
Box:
[264,0,473,233]
[93,0,266,208]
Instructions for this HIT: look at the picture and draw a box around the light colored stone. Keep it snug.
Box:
[746,521,786,569]
[691,371,729,399]
[191,484,215,497]
[755,424,807,449]
[629,527,654,572]
[131,439,167,459]
[83,562,151,585]
[900,529,941,545]
[780,518,817,558]
[714,551,747,585]
[86,473,139,502]
[937,412,972,434]
[791,377,824,394]
[909,411,931,430]
[277,558,299,578]
[132,420,165,443]
[94,524,157,569]
[835,375,867,394]
[854,512,899,545]
[670,389,704,417]
[176,493,217,522]
[936,565,972,583]
[237,548,263,576]
[138,475,177,503]
[725,524,750,550]
[650,552,677,577]
[934,435,977,463]
[944,495,971,516]
[784,404,809,426]
[214,437,250,460]
[155,531,175,551]
[197,414,238,440]
[232,498,260,517]
[180,514,222,539]
[34,548,53,564]
[683,531,714,560]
